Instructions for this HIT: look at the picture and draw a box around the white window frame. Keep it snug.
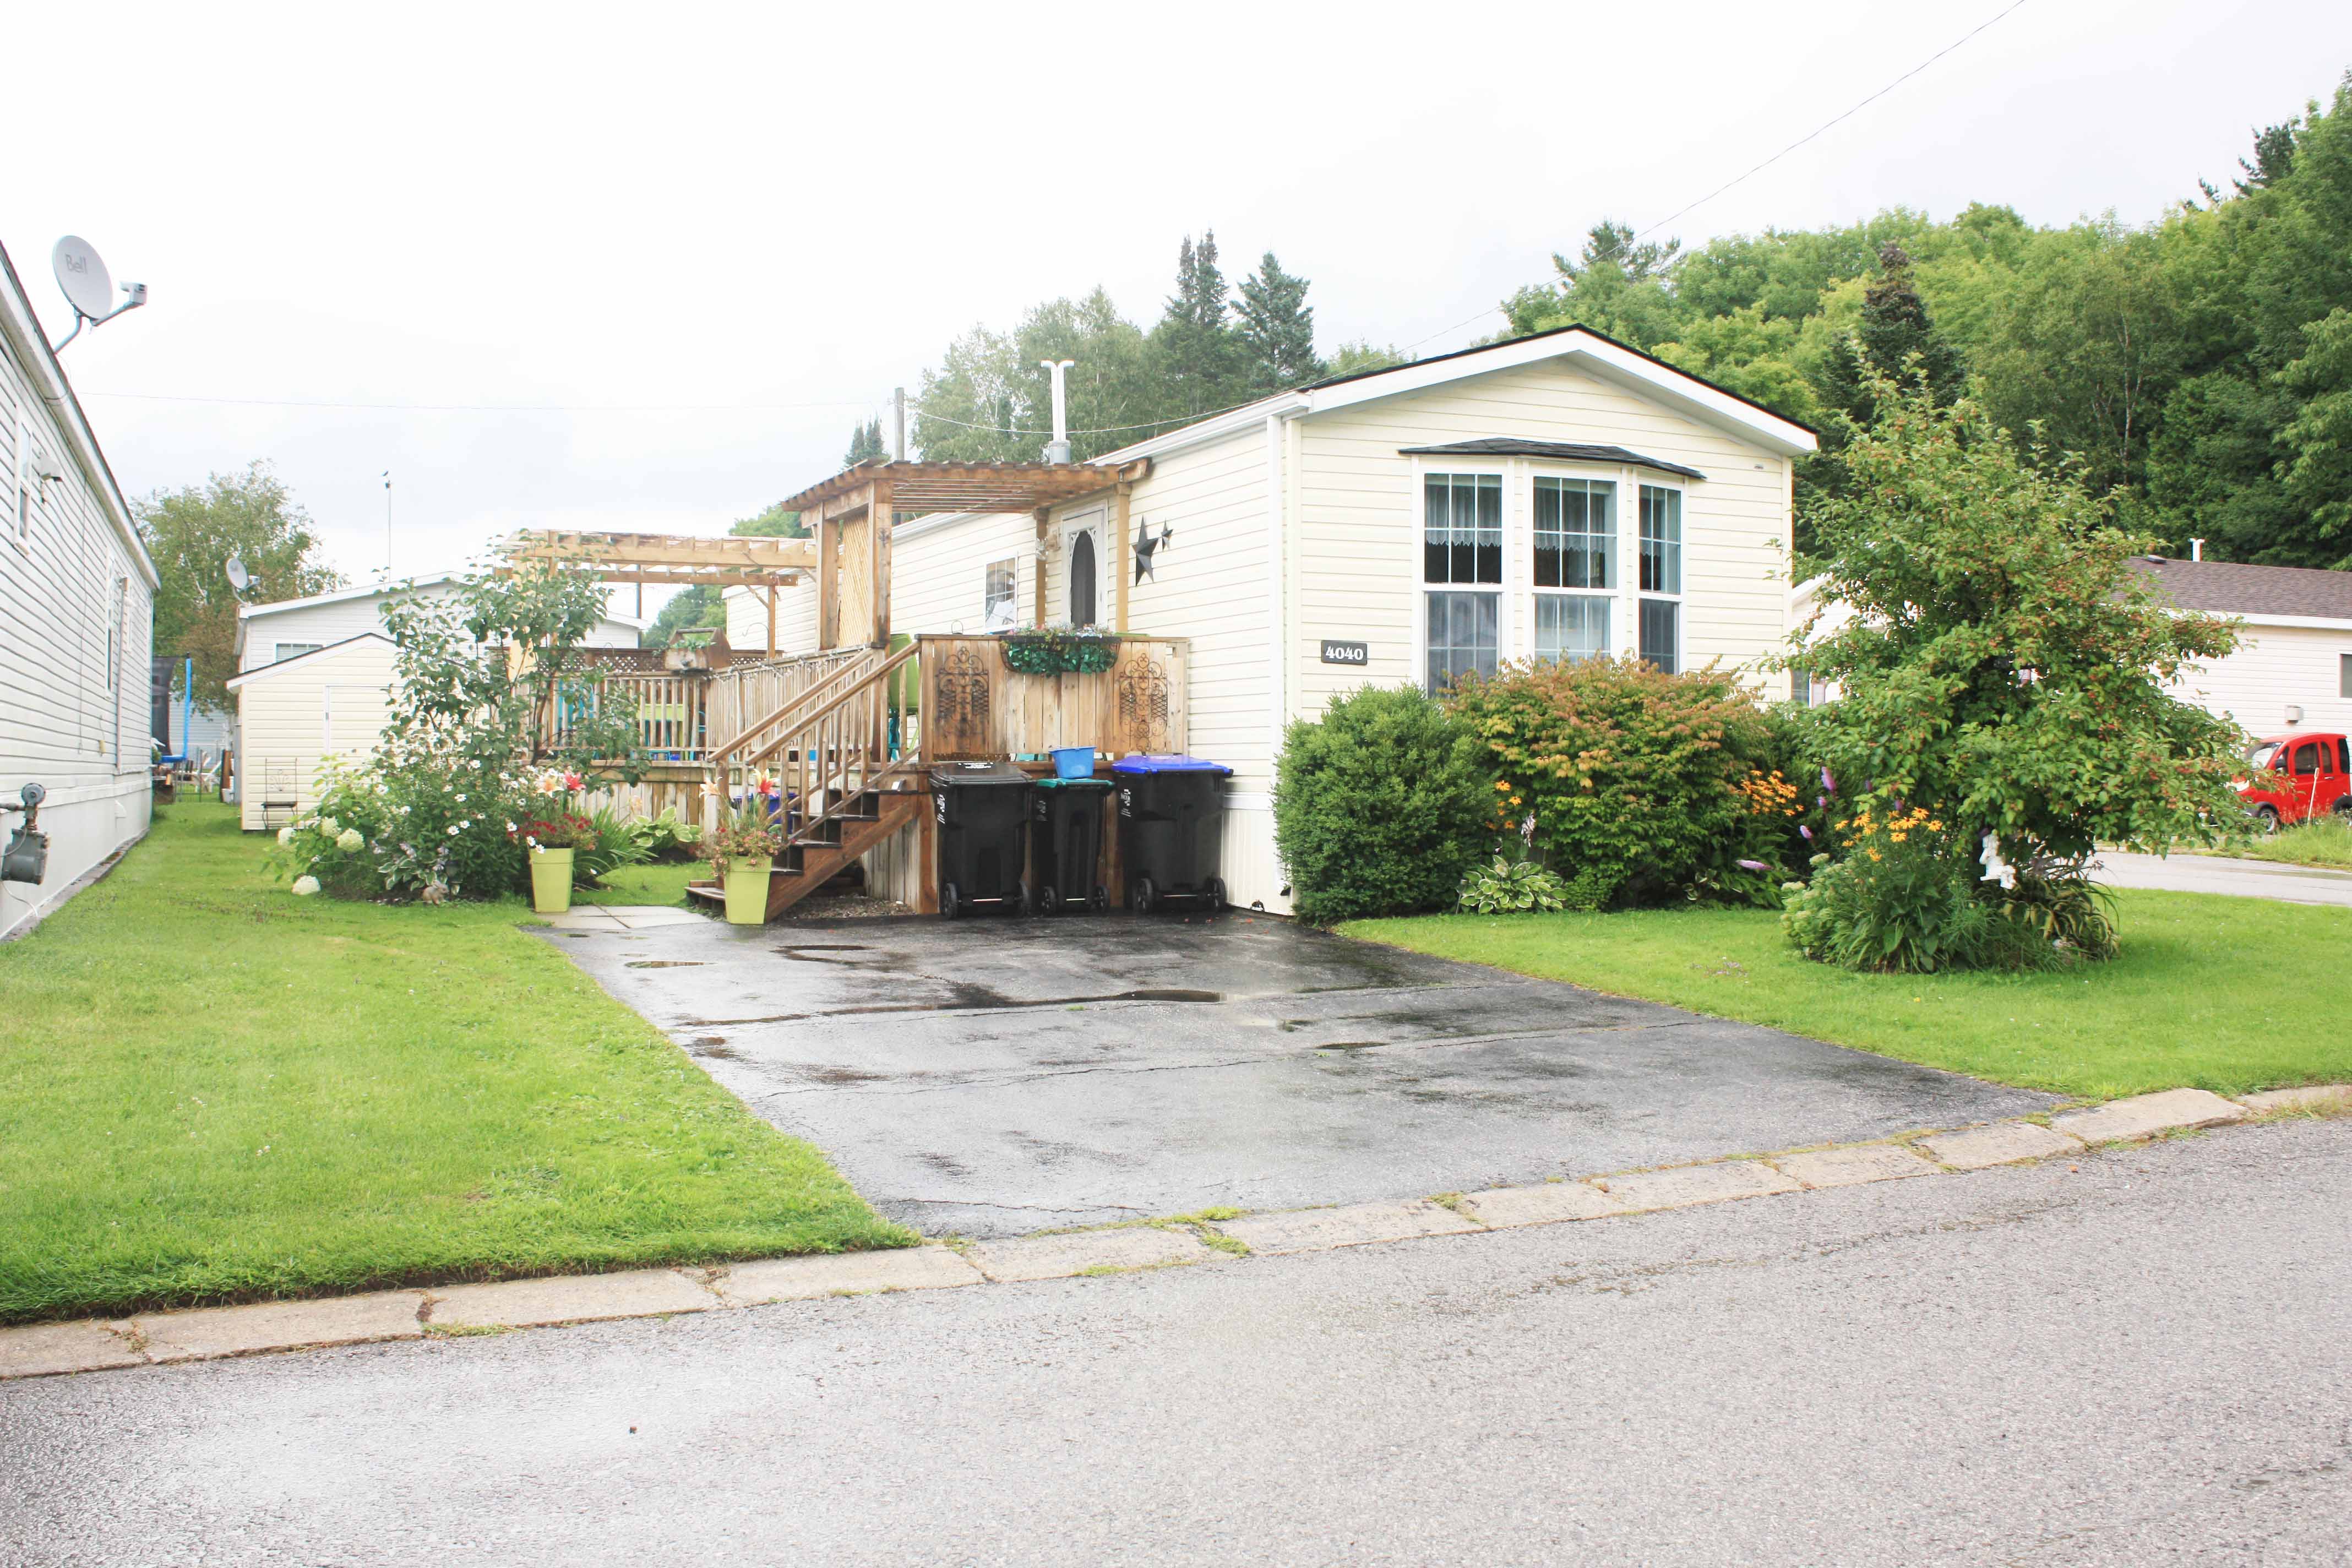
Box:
[1636,481,1686,673]
[1411,459,1511,694]
[1061,508,1104,628]
[981,556,1019,631]
[273,640,325,665]
[1529,467,1621,664]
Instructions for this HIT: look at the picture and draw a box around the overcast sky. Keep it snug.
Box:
[12,0,2351,618]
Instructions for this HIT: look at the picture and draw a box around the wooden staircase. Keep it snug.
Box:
[685,641,923,922]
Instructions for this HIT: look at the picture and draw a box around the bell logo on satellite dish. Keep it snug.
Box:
[47,235,148,355]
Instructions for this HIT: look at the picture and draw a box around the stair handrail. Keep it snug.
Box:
[709,645,886,769]
[769,641,922,848]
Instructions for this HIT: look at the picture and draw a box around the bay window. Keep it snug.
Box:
[1638,484,1682,672]
[1423,472,1500,692]
[1533,475,1614,663]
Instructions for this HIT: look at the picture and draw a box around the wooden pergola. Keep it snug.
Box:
[777,458,1151,646]
[506,456,1151,659]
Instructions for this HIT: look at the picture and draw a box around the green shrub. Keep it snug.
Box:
[274,752,529,901]
[576,805,655,886]
[1275,685,1493,924]
[1444,655,1787,908]
[1457,854,1570,914]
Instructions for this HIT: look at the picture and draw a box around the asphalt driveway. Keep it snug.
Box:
[542,911,2054,1237]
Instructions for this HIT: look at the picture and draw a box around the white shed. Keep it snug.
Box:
[225,634,398,831]
[1,240,160,940]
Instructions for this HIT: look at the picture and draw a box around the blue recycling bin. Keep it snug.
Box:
[1111,754,1231,913]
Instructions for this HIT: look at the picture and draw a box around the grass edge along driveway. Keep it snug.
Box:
[1344,888,2352,1103]
[0,802,912,1327]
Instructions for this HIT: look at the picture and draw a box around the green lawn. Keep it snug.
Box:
[2224,818,2352,869]
[573,858,704,906]
[0,802,910,1326]
[1344,889,2352,1102]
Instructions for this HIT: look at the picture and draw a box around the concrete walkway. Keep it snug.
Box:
[2094,849,2352,907]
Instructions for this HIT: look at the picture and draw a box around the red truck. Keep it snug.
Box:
[2239,732,2352,829]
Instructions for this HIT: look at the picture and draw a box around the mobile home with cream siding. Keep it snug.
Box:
[731,327,1815,912]
[0,242,159,941]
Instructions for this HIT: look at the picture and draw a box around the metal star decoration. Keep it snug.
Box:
[1134,518,1172,583]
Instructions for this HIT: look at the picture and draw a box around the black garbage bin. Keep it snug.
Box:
[1112,754,1232,913]
[930,762,1032,918]
[1030,777,1113,914]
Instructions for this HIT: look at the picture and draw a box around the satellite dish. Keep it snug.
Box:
[45,236,146,354]
[52,237,114,320]
[225,556,250,592]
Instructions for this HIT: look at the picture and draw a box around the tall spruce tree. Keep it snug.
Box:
[843,417,888,466]
[1152,231,1246,417]
[1236,251,1323,392]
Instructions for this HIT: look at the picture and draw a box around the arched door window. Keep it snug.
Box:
[1069,530,1098,627]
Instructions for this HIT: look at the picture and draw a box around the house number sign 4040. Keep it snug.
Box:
[1319,639,1369,666]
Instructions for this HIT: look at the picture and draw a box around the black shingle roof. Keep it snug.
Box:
[1396,438,1706,481]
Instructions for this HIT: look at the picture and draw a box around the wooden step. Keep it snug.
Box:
[684,790,925,921]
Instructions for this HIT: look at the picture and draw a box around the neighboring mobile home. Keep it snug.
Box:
[228,574,640,824]
[0,241,159,941]
[1790,555,2352,744]
[729,326,1817,912]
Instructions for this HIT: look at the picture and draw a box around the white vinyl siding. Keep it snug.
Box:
[232,638,399,831]
[1,270,159,938]
[1295,357,1793,712]
[241,580,636,674]
[2168,621,2352,740]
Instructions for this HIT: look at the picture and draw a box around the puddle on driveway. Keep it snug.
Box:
[627,960,707,969]
[682,983,1226,1028]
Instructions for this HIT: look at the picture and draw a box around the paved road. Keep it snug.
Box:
[540,911,2048,1237]
[2097,849,2352,908]
[7,1117,2347,1566]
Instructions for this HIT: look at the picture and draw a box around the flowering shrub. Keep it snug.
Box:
[274,752,531,901]
[1445,656,1787,910]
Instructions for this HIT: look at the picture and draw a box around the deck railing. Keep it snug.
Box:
[533,646,875,764]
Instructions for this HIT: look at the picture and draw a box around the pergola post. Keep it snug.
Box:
[765,586,777,658]
[870,478,893,644]
[1032,506,1052,628]
[1113,481,1133,634]
[817,509,840,649]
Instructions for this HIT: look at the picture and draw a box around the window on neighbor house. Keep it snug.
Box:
[273,641,323,664]
[14,417,31,546]
[1638,485,1683,672]
[1423,473,1501,693]
[2340,653,2352,700]
[1533,476,1614,663]
[982,558,1018,630]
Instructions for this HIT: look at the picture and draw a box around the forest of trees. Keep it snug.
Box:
[910,72,2352,571]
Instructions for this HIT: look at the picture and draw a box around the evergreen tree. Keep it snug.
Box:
[843,417,888,467]
[644,585,725,648]
[2236,120,2299,194]
[1236,251,1323,392]
[1152,230,1247,417]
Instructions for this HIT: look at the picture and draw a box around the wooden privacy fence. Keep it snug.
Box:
[919,635,1188,760]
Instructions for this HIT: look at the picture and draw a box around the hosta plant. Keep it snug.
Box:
[1457,854,1571,914]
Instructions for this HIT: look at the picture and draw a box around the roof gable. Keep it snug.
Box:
[225,633,395,689]
[1397,438,1706,481]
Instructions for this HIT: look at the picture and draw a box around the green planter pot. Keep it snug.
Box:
[530,847,575,914]
[723,856,774,925]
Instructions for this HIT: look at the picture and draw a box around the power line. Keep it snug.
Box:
[77,390,877,413]
[1392,0,2033,358]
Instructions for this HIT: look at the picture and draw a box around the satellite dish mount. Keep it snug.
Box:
[47,236,146,355]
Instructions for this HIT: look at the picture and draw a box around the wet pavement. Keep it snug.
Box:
[540,912,2056,1237]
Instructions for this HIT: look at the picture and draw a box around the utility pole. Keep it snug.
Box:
[382,470,393,576]
[892,386,907,461]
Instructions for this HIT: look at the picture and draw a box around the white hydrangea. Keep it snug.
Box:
[335,828,364,852]
[276,825,295,846]
[318,816,340,837]
[291,876,322,896]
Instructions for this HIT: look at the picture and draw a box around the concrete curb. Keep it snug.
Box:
[6,1083,2345,1381]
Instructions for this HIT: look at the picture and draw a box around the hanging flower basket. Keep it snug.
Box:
[1001,629,1119,676]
